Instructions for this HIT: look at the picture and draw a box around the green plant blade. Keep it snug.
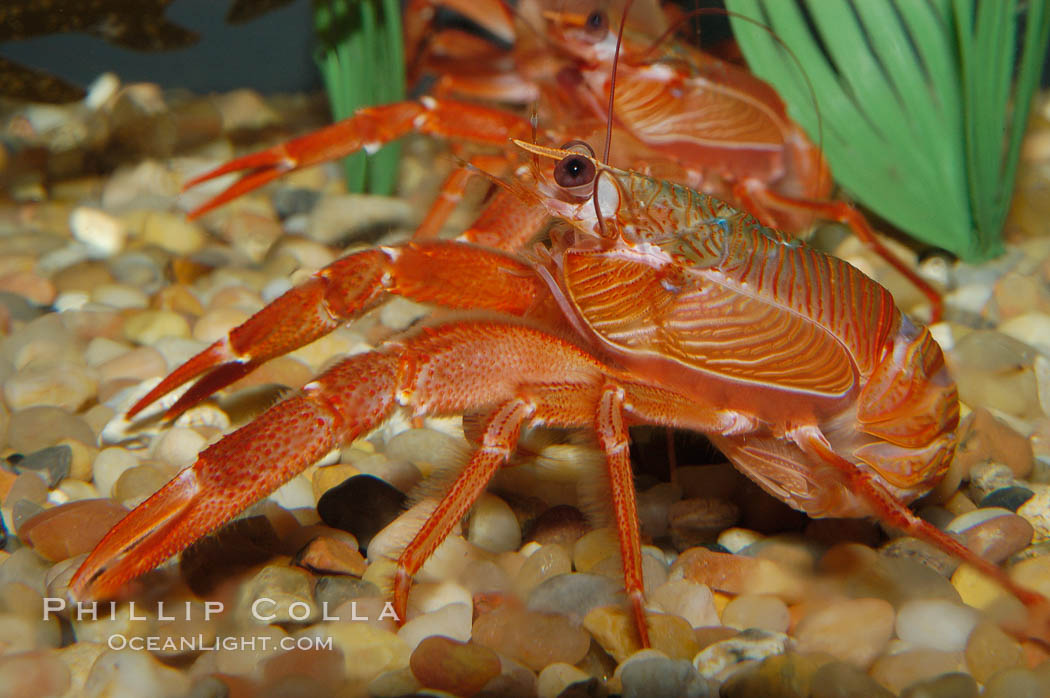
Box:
[728,0,1048,262]
[313,0,405,195]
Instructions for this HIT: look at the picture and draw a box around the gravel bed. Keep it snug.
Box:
[1,75,1050,697]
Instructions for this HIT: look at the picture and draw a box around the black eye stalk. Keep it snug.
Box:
[584,10,609,40]
[554,154,597,189]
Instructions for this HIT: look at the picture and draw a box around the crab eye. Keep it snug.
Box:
[554,154,596,190]
[584,10,608,39]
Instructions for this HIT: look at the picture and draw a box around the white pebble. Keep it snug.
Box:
[407,580,473,617]
[85,72,120,110]
[895,598,979,652]
[649,579,719,628]
[70,207,127,257]
[151,426,207,467]
[467,493,522,554]
[270,474,315,511]
[396,602,472,651]
[717,527,764,554]
[92,447,140,498]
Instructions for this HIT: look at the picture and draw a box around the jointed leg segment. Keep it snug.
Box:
[126,241,547,420]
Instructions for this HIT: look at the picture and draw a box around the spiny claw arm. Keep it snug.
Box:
[126,242,547,421]
[183,98,533,219]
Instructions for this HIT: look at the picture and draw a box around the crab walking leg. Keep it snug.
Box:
[391,376,759,647]
[392,398,532,620]
[183,99,532,219]
[73,322,611,603]
[126,242,548,420]
[794,426,1050,641]
[596,383,650,647]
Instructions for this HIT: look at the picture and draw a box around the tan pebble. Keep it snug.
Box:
[869,649,966,695]
[81,404,113,437]
[236,566,317,625]
[91,447,140,498]
[123,309,191,345]
[212,626,287,676]
[583,605,698,663]
[85,648,192,696]
[55,478,99,501]
[301,622,410,683]
[206,284,263,312]
[3,362,97,411]
[409,635,501,696]
[0,255,36,278]
[311,463,360,502]
[140,211,207,255]
[8,406,95,453]
[573,527,619,573]
[222,210,283,262]
[966,621,1024,684]
[474,605,590,671]
[289,327,369,372]
[227,355,313,393]
[692,628,791,680]
[70,206,127,256]
[721,594,790,633]
[1009,554,1050,598]
[212,88,280,131]
[308,193,413,245]
[515,543,572,597]
[368,666,423,697]
[650,579,720,629]
[982,666,1048,698]
[362,558,397,595]
[18,498,128,561]
[56,641,106,695]
[537,662,591,698]
[1018,485,1050,544]
[52,260,113,295]
[294,536,367,577]
[192,306,251,343]
[954,408,1034,479]
[397,602,473,651]
[416,534,484,585]
[90,282,149,309]
[113,463,171,509]
[263,645,347,694]
[56,437,96,481]
[0,271,55,305]
[406,580,473,618]
[0,469,19,502]
[84,337,132,367]
[794,597,894,669]
[151,426,207,467]
[152,283,204,316]
[670,546,803,601]
[4,471,48,506]
[0,649,70,696]
[592,549,668,596]
[694,626,739,650]
[95,346,167,384]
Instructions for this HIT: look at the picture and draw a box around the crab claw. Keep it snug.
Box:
[71,351,400,601]
[182,98,532,219]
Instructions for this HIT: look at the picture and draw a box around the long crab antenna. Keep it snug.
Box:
[642,7,828,205]
[593,0,637,239]
[601,0,636,164]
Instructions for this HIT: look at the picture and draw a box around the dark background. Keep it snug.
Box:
[0,0,735,96]
[1,0,1045,97]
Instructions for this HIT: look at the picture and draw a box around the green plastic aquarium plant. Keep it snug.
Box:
[725,0,1050,262]
[313,0,405,195]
